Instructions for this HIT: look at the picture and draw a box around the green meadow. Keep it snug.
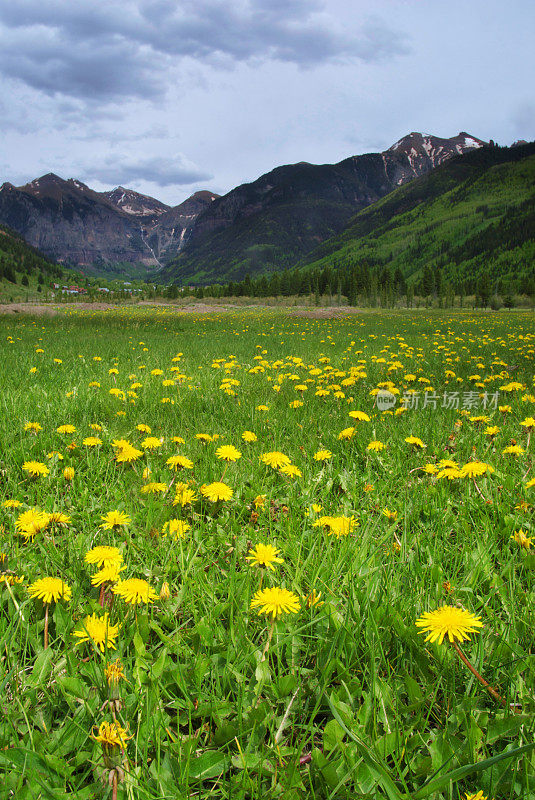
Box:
[0,307,534,800]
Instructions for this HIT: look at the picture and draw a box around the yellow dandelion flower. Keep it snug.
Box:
[246,543,284,570]
[105,659,126,686]
[279,464,302,478]
[251,586,300,618]
[142,436,163,450]
[367,440,385,451]
[73,612,119,652]
[57,424,76,434]
[28,576,71,604]
[113,578,158,605]
[91,564,125,587]
[260,451,291,469]
[348,410,370,421]
[100,510,131,529]
[22,460,49,478]
[140,482,168,494]
[163,519,191,539]
[242,431,257,442]
[415,605,483,645]
[201,482,233,502]
[85,546,123,569]
[63,466,75,481]
[166,454,194,471]
[511,529,532,549]
[215,445,242,462]
[338,426,356,440]
[314,449,332,461]
[93,720,132,749]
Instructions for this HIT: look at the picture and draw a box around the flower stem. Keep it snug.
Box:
[44,603,49,649]
[450,639,507,707]
[261,619,275,662]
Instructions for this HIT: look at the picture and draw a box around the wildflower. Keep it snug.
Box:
[305,590,324,608]
[405,436,426,448]
[173,484,198,506]
[256,405,269,412]
[464,792,489,800]
[250,586,300,618]
[437,460,462,479]
[15,507,49,539]
[279,464,302,478]
[159,582,171,600]
[367,440,385,451]
[246,543,284,570]
[526,478,535,488]
[166,454,194,471]
[105,659,126,686]
[100,510,131,529]
[201,482,233,502]
[511,529,532,549]
[382,508,398,521]
[415,605,483,645]
[314,449,332,461]
[73,612,119,652]
[520,416,535,429]
[113,440,143,463]
[48,512,71,525]
[28,576,72,603]
[260,451,291,469]
[91,564,125,587]
[63,466,75,481]
[338,426,356,440]
[313,516,356,537]
[171,436,185,445]
[242,431,257,442]
[85,546,123,569]
[484,426,499,436]
[502,445,525,456]
[22,460,49,478]
[90,423,103,431]
[253,494,266,509]
[195,433,214,443]
[93,720,132,749]
[163,519,191,539]
[3,499,22,508]
[348,410,370,421]
[140,482,168,494]
[24,422,42,433]
[57,424,76,434]
[142,436,162,450]
[460,461,494,478]
[136,424,151,433]
[363,483,374,492]
[83,436,102,447]
[215,445,242,462]
[113,578,158,605]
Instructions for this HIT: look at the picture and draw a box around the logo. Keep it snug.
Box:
[376,390,397,411]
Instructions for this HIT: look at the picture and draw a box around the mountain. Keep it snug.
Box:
[161,132,485,285]
[0,221,63,297]
[298,141,535,293]
[0,175,218,275]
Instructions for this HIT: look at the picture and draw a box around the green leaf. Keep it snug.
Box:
[188,750,230,781]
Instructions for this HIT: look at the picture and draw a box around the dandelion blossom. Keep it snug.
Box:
[166,454,194,471]
[201,482,233,502]
[73,612,119,652]
[215,445,242,462]
[260,451,291,469]
[93,720,132,749]
[22,461,49,478]
[28,577,71,603]
[415,605,483,645]
[85,546,123,569]
[113,578,158,605]
[163,519,191,539]
[250,586,300,618]
[246,543,284,570]
[511,529,532,549]
[100,510,131,529]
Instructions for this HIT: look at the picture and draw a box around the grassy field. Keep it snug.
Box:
[0,306,534,800]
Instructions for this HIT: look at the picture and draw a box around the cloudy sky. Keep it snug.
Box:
[0,0,533,205]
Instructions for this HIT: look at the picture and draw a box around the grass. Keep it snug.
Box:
[0,307,534,799]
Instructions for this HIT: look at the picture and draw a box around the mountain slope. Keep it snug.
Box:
[0,176,218,274]
[0,222,63,297]
[298,141,535,292]
[161,132,485,284]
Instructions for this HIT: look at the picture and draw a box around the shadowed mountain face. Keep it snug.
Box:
[0,132,484,280]
[0,175,218,273]
[160,132,485,284]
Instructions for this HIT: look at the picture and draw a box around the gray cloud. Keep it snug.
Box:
[0,1,409,101]
[86,154,212,187]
